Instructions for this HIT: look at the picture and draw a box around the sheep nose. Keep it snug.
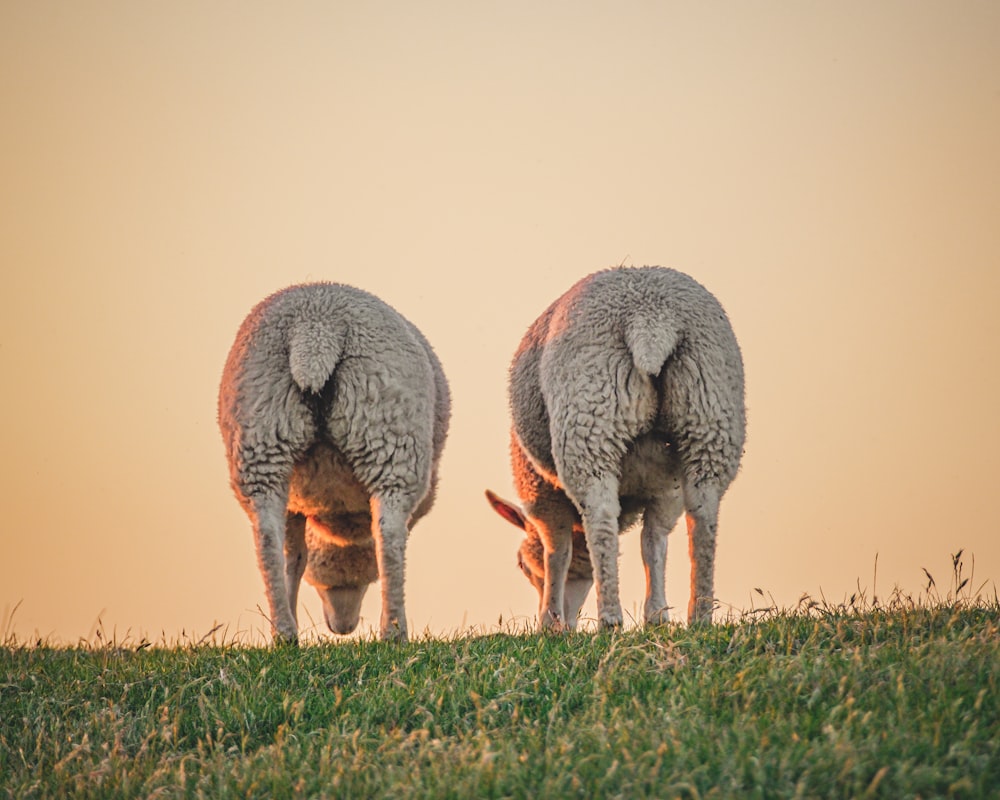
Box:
[319,585,368,636]
[325,615,359,635]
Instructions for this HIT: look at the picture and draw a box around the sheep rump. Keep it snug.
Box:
[219,282,450,643]
[487,266,745,629]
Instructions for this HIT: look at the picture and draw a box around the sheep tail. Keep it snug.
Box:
[288,319,346,394]
[624,313,680,376]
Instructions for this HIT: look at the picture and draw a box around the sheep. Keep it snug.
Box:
[218,282,450,643]
[486,266,744,630]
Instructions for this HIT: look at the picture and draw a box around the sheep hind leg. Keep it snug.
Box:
[684,482,721,625]
[370,494,410,642]
[250,493,299,643]
[578,477,623,629]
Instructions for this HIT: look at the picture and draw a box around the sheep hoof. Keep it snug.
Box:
[644,607,671,626]
[539,610,568,633]
[598,613,623,630]
[380,622,409,644]
[273,632,299,648]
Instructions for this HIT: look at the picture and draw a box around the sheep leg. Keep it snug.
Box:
[527,498,575,630]
[251,493,299,643]
[371,494,409,642]
[540,525,573,631]
[684,482,721,624]
[579,478,623,629]
[641,492,683,625]
[283,514,307,628]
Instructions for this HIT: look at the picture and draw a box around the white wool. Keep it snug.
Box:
[488,266,745,629]
[219,283,450,643]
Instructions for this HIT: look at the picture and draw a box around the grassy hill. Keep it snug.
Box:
[2,598,998,798]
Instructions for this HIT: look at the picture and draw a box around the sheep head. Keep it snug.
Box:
[303,538,378,635]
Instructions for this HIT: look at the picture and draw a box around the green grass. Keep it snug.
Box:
[2,584,999,797]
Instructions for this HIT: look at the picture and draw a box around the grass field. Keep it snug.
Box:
[2,573,998,798]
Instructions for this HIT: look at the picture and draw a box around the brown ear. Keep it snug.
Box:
[485,489,527,531]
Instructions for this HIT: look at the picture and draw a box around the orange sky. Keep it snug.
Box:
[2,2,999,644]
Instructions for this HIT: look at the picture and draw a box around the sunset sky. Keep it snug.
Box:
[2,2,999,644]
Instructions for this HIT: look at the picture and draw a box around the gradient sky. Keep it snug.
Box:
[2,2,999,644]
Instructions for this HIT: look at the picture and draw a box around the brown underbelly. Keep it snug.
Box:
[287,441,372,521]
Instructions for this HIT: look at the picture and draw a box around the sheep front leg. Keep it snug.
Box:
[684,483,721,625]
[251,494,299,643]
[371,495,409,642]
[641,518,669,625]
[540,526,572,631]
[283,514,307,629]
[641,491,684,625]
[579,479,623,629]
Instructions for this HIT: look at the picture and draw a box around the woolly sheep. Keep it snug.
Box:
[486,266,744,629]
[219,283,450,643]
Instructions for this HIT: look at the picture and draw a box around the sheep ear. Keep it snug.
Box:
[485,490,527,531]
